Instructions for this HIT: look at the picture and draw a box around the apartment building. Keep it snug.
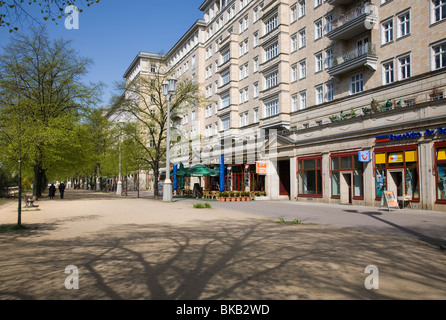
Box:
[123,0,446,211]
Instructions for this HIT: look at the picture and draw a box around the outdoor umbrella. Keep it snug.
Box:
[187,164,219,177]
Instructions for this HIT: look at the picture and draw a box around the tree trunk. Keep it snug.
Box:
[33,163,42,199]
[153,162,159,200]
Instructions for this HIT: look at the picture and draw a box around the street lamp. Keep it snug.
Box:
[162,78,177,202]
[116,116,125,196]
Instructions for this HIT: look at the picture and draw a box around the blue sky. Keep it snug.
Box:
[0,0,205,106]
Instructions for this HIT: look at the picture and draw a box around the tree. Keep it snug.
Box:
[0,0,101,33]
[0,97,39,227]
[0,26,102,198]
[113,67,206,199]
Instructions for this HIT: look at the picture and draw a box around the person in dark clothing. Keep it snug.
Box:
[49,184,56,199]
[59,182,66,199]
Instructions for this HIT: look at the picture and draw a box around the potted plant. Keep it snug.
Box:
[329,115,339,123]
[370,99,379,112]
[229,191,235,201]
[362,107,372,115]
[349,107,358,118]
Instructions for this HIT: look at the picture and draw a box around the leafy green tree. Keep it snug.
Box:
[0,26,102,198]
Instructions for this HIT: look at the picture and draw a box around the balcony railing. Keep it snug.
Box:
[329,44,377,76]
[334,43,376,66]
[327,2,377,40]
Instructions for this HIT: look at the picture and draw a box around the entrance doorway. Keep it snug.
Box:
[340,172,352,204]
[278,160,290,197]
[388,170,404,197]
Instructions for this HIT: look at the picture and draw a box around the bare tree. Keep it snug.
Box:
[113,67,206,199]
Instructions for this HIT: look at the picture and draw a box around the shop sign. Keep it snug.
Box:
[388,153,403,163]
[256,161,268,175]
[376,126,446,143]
[358,151,371,162]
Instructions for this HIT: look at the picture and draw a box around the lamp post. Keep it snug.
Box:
[116,117,124,196]
[162,78,177,202]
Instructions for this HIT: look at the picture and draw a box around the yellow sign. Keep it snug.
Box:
[438,148,446,161]
[388,152,403,163]
[256,161,268,174]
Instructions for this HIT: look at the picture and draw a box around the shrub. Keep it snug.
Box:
[230,192,235,197]
[235,192,240,197]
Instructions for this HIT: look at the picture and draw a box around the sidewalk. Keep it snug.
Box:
[0,189,445,300]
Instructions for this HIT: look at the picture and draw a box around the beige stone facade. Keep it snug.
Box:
[124,0,446,211]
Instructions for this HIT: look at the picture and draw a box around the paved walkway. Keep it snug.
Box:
[0,189,445,300]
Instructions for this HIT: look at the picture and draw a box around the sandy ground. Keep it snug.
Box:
[0,190,445,300]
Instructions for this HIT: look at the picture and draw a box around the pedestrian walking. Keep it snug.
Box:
[49,184,56,199]
[59,182,66,199]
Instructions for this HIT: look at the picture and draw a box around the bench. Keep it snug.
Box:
[23,195,38,208]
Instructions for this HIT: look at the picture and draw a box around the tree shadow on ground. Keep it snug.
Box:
[0,219,445,300]
[343,209,446,249]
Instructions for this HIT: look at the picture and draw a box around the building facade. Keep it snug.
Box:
[123,0,446,211]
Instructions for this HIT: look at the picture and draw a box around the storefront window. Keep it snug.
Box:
[298,156,322,196]
[374,146,419,200]
[330,152,364,200]
[435,144,446,202]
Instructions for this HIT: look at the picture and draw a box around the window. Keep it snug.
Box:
[239,39,249,56]
[291,64,298,82]
[382,19,394,44]
[331,153,364,199]
[298,156,322,196]
[215,122,219,135]
[299,90,307,109]
[222,117,230,131]
[291,94,298,112]
[254,108,259,123]
[253,6,259,22]
[435,142,446,202]
[265,42,278,61]
[325,13,333,34]
[222,49,230,64]
[397,10,410,38]
[374,146,419,201]
[314,19,323,40]
[432,41,446,70]
[315,52,323,73]
[398,55,411,80]
[239,15,249,33]
[315,85,324,105]
[314,0,322,8]
[264,14,278,34]
[291,34,298,52]
[221,94,231,109]
[253,56,259,72]
[325,48,333,69]
[351,74,364,94]
[382,60,395,85]
[253,31,259,47]
[222,72,230,86]
[265,71,279,89]
[432,0,446,24]
[265,99,279,117]
[239,64,249,80]
[291,5,297,23]
[298,0,306,18]
[325,81,334,102]
[191,110,196,122]
[253,82,259,98]
[299,59,307,79]
[299,28,306,48]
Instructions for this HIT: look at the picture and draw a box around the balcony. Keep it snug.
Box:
[328,44,377,77]
[326,3,378,40]
[327,0,355,5]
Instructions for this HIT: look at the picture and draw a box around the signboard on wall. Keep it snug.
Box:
[358,151,371,162]
[256,161,267,175]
